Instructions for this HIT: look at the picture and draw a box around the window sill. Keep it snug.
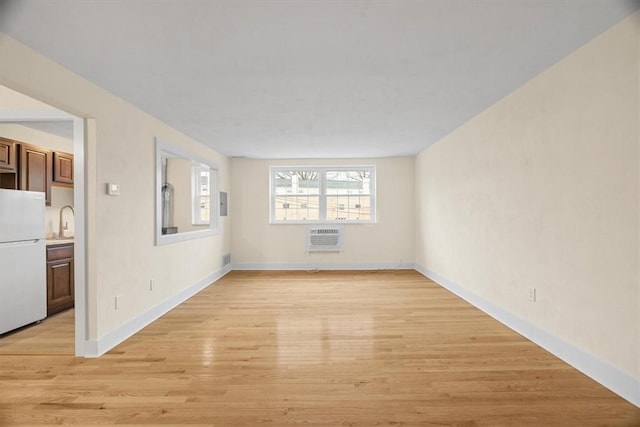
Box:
[269,220,376,225]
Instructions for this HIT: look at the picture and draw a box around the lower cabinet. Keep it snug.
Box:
[46,243,74,316]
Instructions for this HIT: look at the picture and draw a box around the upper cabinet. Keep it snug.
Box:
[53,151,73,185]
[0,137,18,172]
[0,138,19,190]
[19,143,53,206]
[0,137,72,205]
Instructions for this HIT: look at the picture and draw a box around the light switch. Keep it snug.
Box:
[106,183,120,196]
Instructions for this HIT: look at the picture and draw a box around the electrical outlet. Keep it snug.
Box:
[150,279,155,291]
[528,287,536,302]
[114,295,120,310]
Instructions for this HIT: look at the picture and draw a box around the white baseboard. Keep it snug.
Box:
[85,264,232,357]
[232,262,415,271]
[414,264,640,408]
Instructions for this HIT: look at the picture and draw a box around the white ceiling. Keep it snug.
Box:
[0,0,637,159]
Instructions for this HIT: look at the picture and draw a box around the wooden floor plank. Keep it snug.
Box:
[0,270,638,425]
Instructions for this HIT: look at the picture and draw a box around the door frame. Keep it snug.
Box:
[0,106,89,357]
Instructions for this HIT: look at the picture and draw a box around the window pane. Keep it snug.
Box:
[326,170,371,195]
[271,167,374,223]
[199,196,210,222]
[275,170,320,195]
[192,166,211,225]
[199,170,210,196]
[274,196,320,221]
[326,195,371,221]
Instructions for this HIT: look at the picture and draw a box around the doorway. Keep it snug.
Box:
[0,85,88,356]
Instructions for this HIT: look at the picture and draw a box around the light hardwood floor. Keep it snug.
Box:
[0,270,638,425]
[0,309,75,355]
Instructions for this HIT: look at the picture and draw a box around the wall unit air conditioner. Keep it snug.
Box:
[306,226,344,252]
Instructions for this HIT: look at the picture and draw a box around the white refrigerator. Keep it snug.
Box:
[0,189,47,335]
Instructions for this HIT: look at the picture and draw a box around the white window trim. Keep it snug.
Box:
[155,138,220,246]
[270,166,376,224]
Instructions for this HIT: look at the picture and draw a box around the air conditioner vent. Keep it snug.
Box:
[307,226,344,252]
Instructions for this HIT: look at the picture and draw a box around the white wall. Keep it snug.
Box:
[0,122,75,237]
[231,157,414,269]
[415,11,639,390]
[0,34,231,347]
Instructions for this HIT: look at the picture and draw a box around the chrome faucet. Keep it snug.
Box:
[58,205,75,239]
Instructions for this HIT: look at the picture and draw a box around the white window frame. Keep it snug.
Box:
[155,138,219,246]
[270,166,376,224]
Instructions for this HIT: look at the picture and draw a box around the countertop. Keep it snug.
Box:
[45,238,74,246]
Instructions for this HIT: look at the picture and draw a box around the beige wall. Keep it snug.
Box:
[0,122,75,238]
[415,13,639,377]
[0,34,231,340]
[231,157,414,268]
[0,85,56,110]
[0,121,73,152]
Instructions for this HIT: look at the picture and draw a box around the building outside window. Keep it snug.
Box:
[270,166,375,224]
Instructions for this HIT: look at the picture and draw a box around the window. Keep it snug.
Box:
[192,165,211,225]
[270,166,375,223]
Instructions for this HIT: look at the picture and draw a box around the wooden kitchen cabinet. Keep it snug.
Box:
[46,243,74,316]
[19,143,52,205]
[0,137,19,190]
[53,151,73,185]
[0,137,18,172]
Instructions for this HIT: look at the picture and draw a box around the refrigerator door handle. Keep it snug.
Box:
[0,239,41,247]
